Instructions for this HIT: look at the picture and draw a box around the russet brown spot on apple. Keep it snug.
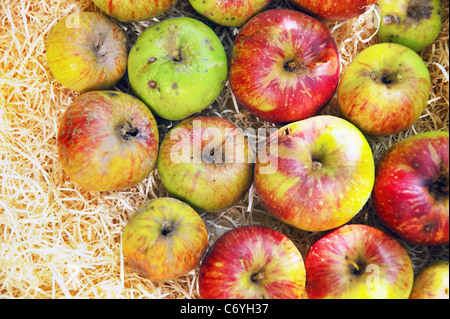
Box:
[147,80,157,89]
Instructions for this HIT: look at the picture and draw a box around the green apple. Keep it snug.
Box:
[189,0,272,26]
[410,260,449,299]
[46,11,127,92]
[377,0,443,52]
[337,43,431,136]
[157,116,254,212]
[92,0,177,22]
[122,197,208,281]
[127,17,228,121]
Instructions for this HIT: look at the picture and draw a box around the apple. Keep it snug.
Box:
[289,0,378,20]
[46,11,127,93]
[305,224,414,299]
[127,17,228,121]
[157,116,254,212]
[229,8,340,123]
[57,91,159,192]
[254,115,375,232]
[122,197,208,281]
[198,225,307,299]
[376,0,443,52]
[92,0,177,22]
[410,260,449,299]
[337,42,431,136]
[188,0,272,26]
[373,131,449,245]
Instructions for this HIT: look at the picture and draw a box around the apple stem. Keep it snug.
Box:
[284,60,297,72]
[251,271,264,283]
[347,259,360,273]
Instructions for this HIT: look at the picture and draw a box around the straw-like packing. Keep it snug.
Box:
[0,0,448,298]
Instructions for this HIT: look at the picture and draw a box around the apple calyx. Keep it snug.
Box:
[161,220,177,237]
[369,70,402,86]
[250,270,265,283]
[117,121,139,141]
[93,32,110,64]
[428,163,449,202]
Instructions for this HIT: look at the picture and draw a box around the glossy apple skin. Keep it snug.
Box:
[157,116,254,212]
[254,115,375,232]
[198,225,307,299]
[410,261,450,299]
[57,91,159,192]
[128,17,228,121]
[46,11,127,93]
[377,0,443,52]
[92,0,177,22]
[289,0,378,20]
[229,9,340,123]
[122,197,208,281]
[189,0,272,26]
[337,43,431,135]
[373,131,449,245]
[305,224,414,299]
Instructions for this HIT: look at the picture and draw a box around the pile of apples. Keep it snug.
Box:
[46,0,448,299]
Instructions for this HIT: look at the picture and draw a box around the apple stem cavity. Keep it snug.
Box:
[117,121,139,141]
[428,163,449,202]
[171,48,183,62]
[161,221,176,236]
[345,256,364,275]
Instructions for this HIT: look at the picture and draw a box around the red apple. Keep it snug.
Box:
[229,8,340,123]
[289,0,378,21]
[305,224,414,299]
[189,0,272,26]
[254,115,375,232]
[373,131,449,245]
[57,91,159,192]
[198,225,307,299]
[337,43,431,135]
[122,197,208,281]
[46,11,127,93]
[157,116,254,212]
[410,260,449,299]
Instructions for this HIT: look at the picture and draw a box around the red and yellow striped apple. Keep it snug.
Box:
[254,115,375,232]
[305,224,414,299]
[57,91,159,192]
[198,225,307,299]
[122,197,208,281]
[373,131,449,245]
[337,43,431,135]
[46,11,127,93]
[92,0,177,22]
[157,116,254,212]
[189,0,272,26]
[289,0,378,20]
[229,9,340,123]
[410,260,449,299]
